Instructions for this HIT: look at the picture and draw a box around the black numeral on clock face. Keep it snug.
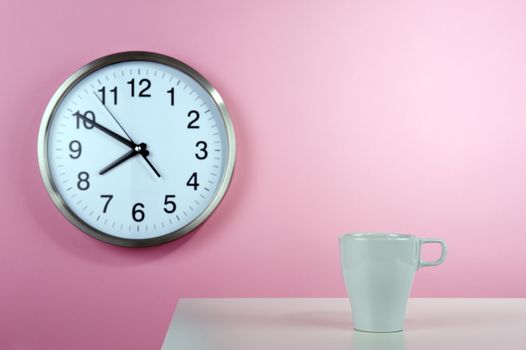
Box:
[127,78,151,97]
[77,171,90,191]
[100,195,113,213]
[73,110,96,129]
[195,141,208,159]
[163,195,176,213]
[98,86,117,105]
[187,110,200,128]
[132,203,145,222]
[69,140,82,159]
[167,87,175,106]
[186,172,199,190]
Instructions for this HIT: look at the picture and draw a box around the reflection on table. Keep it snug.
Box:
[162,298,526,350]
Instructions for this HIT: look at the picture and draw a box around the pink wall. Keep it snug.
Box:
[2,0,526,348]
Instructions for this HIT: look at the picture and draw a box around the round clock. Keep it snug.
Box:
[38,51,236,247]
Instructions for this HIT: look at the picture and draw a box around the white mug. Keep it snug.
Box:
[339,233,447,333]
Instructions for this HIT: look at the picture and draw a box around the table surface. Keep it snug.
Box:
[161,298,526,350]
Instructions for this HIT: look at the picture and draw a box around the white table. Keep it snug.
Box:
[162,298,526,350]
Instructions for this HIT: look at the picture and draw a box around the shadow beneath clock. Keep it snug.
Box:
[25,192,203,266]
[24,189,201,266]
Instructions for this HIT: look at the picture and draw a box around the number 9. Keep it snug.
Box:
[69,140,82,159]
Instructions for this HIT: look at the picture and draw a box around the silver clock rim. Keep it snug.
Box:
[37,51,236,247]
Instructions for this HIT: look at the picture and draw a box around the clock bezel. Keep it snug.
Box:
[37,51,236,247]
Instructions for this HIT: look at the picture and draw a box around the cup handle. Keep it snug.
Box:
[418,238,447,269]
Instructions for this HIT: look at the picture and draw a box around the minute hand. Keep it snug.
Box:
[73,111,134,149]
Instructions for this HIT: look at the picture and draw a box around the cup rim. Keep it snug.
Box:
[339,233,414,240]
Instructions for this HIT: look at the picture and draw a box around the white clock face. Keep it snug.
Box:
[38,52,235,246]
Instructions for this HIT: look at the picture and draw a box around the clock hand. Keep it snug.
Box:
[74,111,135,149]
[99,146,148,175]
[140,153,161,178]
[99,142,160,177]
[92,91,162,178]
[93,91,135,142]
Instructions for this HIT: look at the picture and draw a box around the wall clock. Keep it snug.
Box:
[38,51,236,247]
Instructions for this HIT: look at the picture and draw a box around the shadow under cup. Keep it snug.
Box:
[339,233,447,333]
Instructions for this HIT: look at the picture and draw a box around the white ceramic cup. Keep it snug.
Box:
[339,233,447,333]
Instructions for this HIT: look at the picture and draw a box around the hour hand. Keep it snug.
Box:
[99,147,147,175]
